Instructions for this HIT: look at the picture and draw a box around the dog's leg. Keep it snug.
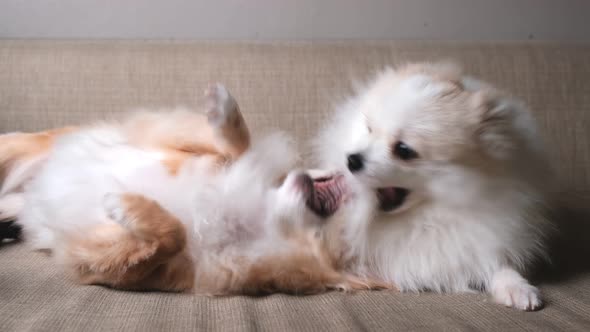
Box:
[143,84,251,174]
[240,252,393,295]
[203,83,250,159]
[67,193,194,291]
[490,267,543,311]
[132,250,195,292]
[102,193,186,253]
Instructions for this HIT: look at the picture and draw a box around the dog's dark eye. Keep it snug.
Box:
[367,125,372,133]
[393,141,419,160]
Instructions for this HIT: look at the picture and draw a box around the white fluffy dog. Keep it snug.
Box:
[313,62,552,310]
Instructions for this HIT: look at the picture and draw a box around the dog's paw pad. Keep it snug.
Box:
[493,282,543,311]
[103,193,129,227]
[204,83,238,127]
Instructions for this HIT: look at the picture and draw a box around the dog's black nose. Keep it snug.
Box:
[347,153,364,172]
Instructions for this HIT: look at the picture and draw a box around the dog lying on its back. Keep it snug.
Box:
[0,84,387,294]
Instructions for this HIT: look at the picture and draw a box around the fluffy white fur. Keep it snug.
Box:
[18,122,325,291]
[314,63,551,310]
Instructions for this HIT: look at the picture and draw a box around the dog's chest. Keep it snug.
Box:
[365,212,503,289]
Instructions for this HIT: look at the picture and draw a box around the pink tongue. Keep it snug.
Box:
[306,175,346,218]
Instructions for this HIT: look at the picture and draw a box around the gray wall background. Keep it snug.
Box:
[1,0,589,41]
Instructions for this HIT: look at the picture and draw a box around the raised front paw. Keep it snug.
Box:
[204,83,240,128]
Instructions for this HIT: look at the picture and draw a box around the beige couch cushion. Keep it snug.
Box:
[2,242,590,331]
[1,41,590,330]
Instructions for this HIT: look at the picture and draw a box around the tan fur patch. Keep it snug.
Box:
[65,193,195,292]
[0,126,78,188]
[239,252,393,295]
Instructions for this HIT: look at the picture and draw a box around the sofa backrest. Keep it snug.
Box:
[1,41,588,197]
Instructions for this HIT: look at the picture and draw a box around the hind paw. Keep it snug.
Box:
[204,83,239,128]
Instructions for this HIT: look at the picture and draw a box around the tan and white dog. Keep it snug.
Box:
[0,84,386,294]
[313,62,552,311]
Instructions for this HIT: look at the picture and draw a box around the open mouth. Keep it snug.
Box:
[305,174,348,218]
[376,187,410,212]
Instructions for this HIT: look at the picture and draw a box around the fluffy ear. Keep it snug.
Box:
[472,90,534,160]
